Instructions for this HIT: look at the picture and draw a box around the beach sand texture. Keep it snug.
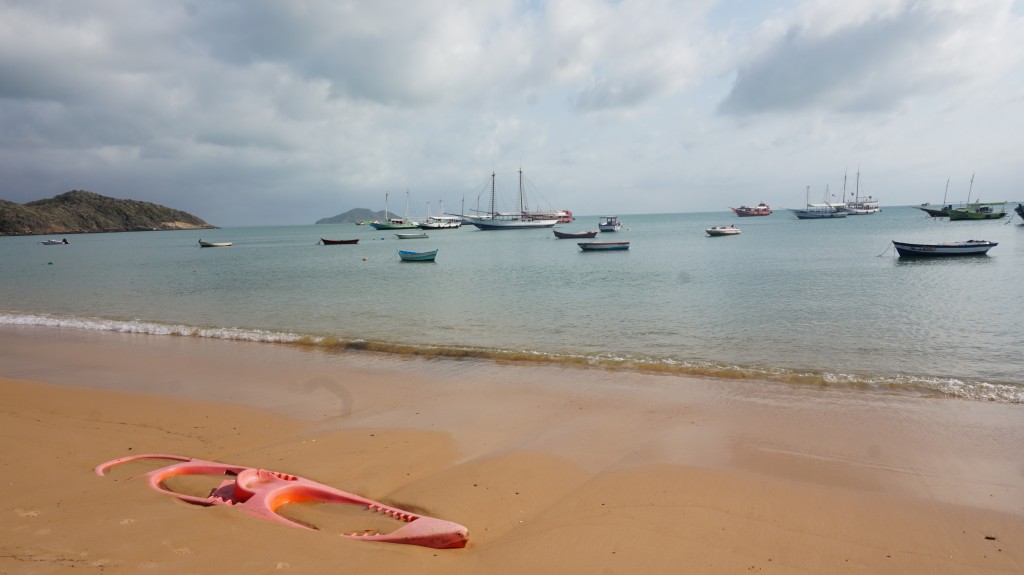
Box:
[2,327,1022,574]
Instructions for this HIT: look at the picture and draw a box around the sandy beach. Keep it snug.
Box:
[2,325,1022,574]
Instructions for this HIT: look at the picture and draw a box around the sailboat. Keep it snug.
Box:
[791,185,847,219]
[462,169,559,230]
[370,191,419,230]
[843,169,880,214]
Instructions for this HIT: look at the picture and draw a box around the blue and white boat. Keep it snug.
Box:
[892,240,997,257]
[397,249,438,262]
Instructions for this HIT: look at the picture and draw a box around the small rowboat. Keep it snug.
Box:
[892,240,997,257]
[553,229,598,239]
[41,238,69,245]
[320,238,359,245]
[198,239,232,247]
[398,249,437,262]
[706,225,741,236]
[578,241,629,251]
[395,232,429,239]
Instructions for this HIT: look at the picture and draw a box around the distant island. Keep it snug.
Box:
[315,208,390,225]
[0,190,216,236]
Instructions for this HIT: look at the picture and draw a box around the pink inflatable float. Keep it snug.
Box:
[96,453,468,549]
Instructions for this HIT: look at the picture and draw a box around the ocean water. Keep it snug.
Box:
[3,206,1022,402]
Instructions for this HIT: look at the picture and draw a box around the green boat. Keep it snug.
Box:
[947,201,1007,220]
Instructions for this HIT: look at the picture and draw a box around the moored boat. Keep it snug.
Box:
[892,240,997,257]
[397,249,438,262]
[730,203,772,217]
[418,215,462,229]
[1015,203,1023,221]
[706,225,740,236]
[553,229,598,239]
[946,202,1007,220]
[320,238,359,245]
[598,216,622,232]
[370,191,419,230]
[791,186,846,219]
[40,238,70,245]
[578,241,629,251]
[395,232,429,239]
[462,169,559,230]
[198,239,232,247]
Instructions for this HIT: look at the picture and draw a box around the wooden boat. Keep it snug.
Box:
[40,238,69,245]
[577,241,629,251]
[918,178,953,217]
[398,249,437,262]
[320,238,359,245]
[730,203,771,216]
[706,225,740,236]
[892,240,998,257]
[395,232,428,239]
[946,202,1007,220]
[462,169,559,230]
[553,229,598,239]
[1015,203,1024,221]
[198,239,232,247]
[598,216,622,232]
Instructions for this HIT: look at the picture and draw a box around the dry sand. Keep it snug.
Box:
[1,325,1022,574]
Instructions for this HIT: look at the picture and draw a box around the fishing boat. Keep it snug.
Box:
[705,225,741,236]
[40,238,69,245]
[462,169,559,230]
[553,229,598,239]
[397,249,437,262]
[1015,203,1024,221]
[395,232,429,239]
[946,202,1007,220]
[370,191,419,230]
[198,239,232,247]
[791,186,847,219]
[598,216,622,232]
[730,203,772,217]
[577,241,629,251]
[418,201,462,229]
[892,240,998,257]
[320,238,359,245]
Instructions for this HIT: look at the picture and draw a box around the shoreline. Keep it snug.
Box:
[2,325,1023,573]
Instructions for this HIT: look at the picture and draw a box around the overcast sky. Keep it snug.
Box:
[2,0,1022,226]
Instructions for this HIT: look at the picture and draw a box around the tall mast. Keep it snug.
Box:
[519,167,527,213]
[966,173,975,204]
[490,171,496,218]
[855,167,860,203]
[942,178,948,205]
[384,191,390,219]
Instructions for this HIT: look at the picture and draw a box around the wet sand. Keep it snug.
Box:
[2,325,1022,574]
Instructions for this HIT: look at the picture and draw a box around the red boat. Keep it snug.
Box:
[320,238,359,245]
[730,203,772,217]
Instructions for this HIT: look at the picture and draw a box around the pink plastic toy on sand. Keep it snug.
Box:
[96,453,468,549]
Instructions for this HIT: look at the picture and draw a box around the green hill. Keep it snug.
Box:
[0,190,216,236]
[316,208,389,224]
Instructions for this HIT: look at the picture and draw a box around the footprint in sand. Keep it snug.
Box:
[16,509,40,518]
[120,518,135,525]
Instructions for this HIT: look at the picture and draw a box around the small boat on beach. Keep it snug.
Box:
[553,229,598,239]
[578,241,629,251]
[892,240,998,257]
[706,225,741,236]
[395,232,429,239]
[730,203,771,217]
[40,238,69,245]
[320,238,359,245]
[598,216,622,232]
[398,249,438,262]
[198,239,232,247]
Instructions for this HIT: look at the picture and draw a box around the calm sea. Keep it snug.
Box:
[3,206,1022,402]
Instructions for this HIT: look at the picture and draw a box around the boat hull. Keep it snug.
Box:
[320,238,358,245]
[730,204,772,216]
[395,233,429,239]
[706,227,740,236]
[398,249,437,262]
[463,217,558,230]
[578,241,629,251]
[198,240,232,247]
[793,210,847,219]
[918,206,949,217]
[892,240,997,257]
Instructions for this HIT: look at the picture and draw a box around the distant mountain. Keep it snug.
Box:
[316,208,389,224]
[0,190,216,236]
